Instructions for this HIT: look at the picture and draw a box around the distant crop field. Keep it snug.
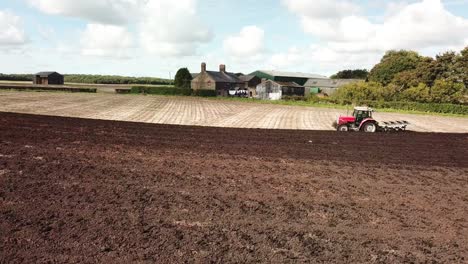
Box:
[0,91,467,133]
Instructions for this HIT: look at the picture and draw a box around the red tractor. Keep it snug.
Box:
[333,107,409,133]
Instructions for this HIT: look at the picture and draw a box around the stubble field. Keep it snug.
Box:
[0,91,467,133]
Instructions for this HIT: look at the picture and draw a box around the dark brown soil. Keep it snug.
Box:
[1,112,467,263]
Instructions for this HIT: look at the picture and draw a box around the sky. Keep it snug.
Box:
[0,0,467,78]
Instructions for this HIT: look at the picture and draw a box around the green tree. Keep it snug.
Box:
[331,81,385,103]
[330,69,369,80]
[392,57,437,88]
[174,68,192,89]
[401,83,431,103]
[430,80,465,104]
[433,51,461,83]
[369,50,423,85]
[456,46,468,87]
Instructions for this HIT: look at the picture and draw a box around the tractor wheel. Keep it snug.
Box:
[337,124,349,132]
[363,122,377,133]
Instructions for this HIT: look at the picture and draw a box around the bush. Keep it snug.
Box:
[350,100,467,115]
[283,95,307,101]
[401,83,431,103]
[430,80,465,104]
[131,87,218,97]
[193,89,217,97]
[307,94,321,103]
[331,81,385,104]
[174,68,192,89]
[130,86,192,96]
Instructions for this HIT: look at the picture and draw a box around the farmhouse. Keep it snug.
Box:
[304,78,361,96]
[33,72,64,85]
[250,70,328,86]
[256,79,305,100]
[191,63,245,96]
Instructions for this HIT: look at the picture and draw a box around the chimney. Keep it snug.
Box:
[201,62,206,73]
[219,64,226,73]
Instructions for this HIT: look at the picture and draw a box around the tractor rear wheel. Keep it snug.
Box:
[363,122,377,133]
[337,124,349,132]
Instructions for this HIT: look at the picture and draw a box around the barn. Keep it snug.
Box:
[256,79,305,100]
[33,72,64,85]
[250,70,328,86]
[304,78,361,96]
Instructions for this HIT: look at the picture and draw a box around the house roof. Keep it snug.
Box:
[274,81,304,88]
[262,79,304,88]
[257,70,328,79]
[35,71,61,77]
[238,75,257,82]
[304,78,360,88]
[206,71,243,83]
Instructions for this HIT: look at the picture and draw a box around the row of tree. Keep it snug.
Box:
[65,74,173,85]
[331,46,467,104]
[332,80,465,104]
[0,73,174,85]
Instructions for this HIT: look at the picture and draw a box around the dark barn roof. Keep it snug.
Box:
[238,75,257,82]
[35,71,61,77]
[206,71,243,83]
[274,81,304,88]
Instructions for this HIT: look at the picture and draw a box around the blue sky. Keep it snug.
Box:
[0,0,467,78]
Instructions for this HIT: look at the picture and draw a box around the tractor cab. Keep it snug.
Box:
[352,107,373,125]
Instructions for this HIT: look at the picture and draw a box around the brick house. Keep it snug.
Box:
[191,63,245,96]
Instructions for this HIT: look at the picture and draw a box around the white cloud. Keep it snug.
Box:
[282,0,360,20]
[139,0,212,57]
[0,10,27,46]
[376,0,468,50]
[278,0,468,74]
[224,26,265,58]
[28,0,137,25]
[29,0,212,57]
[267,45,381,76]
[81,24,133,58]
[282,0,361,41]
[285,0,468,51]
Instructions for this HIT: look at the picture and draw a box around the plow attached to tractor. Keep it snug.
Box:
[332,107,410,133]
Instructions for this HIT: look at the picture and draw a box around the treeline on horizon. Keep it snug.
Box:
[330,46,468,106]
[0,73,174,85]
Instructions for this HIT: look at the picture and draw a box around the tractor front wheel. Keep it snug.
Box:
[363,122,377,133]
[337,124,349,132]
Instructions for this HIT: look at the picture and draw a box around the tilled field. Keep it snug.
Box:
[1,112,467,263]
[0,91,467,133]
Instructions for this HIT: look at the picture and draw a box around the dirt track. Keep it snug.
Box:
[1,112,467,263]
[0,91,467,133]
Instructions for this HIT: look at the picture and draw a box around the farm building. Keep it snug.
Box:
[239,75,261,97]
[250,70,328,86]
[33,72,64,85]
[304,78,361,96]
[256,79,305,100]
[191,63,245,96]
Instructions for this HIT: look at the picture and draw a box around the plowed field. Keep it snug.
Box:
[1,112,467,263]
